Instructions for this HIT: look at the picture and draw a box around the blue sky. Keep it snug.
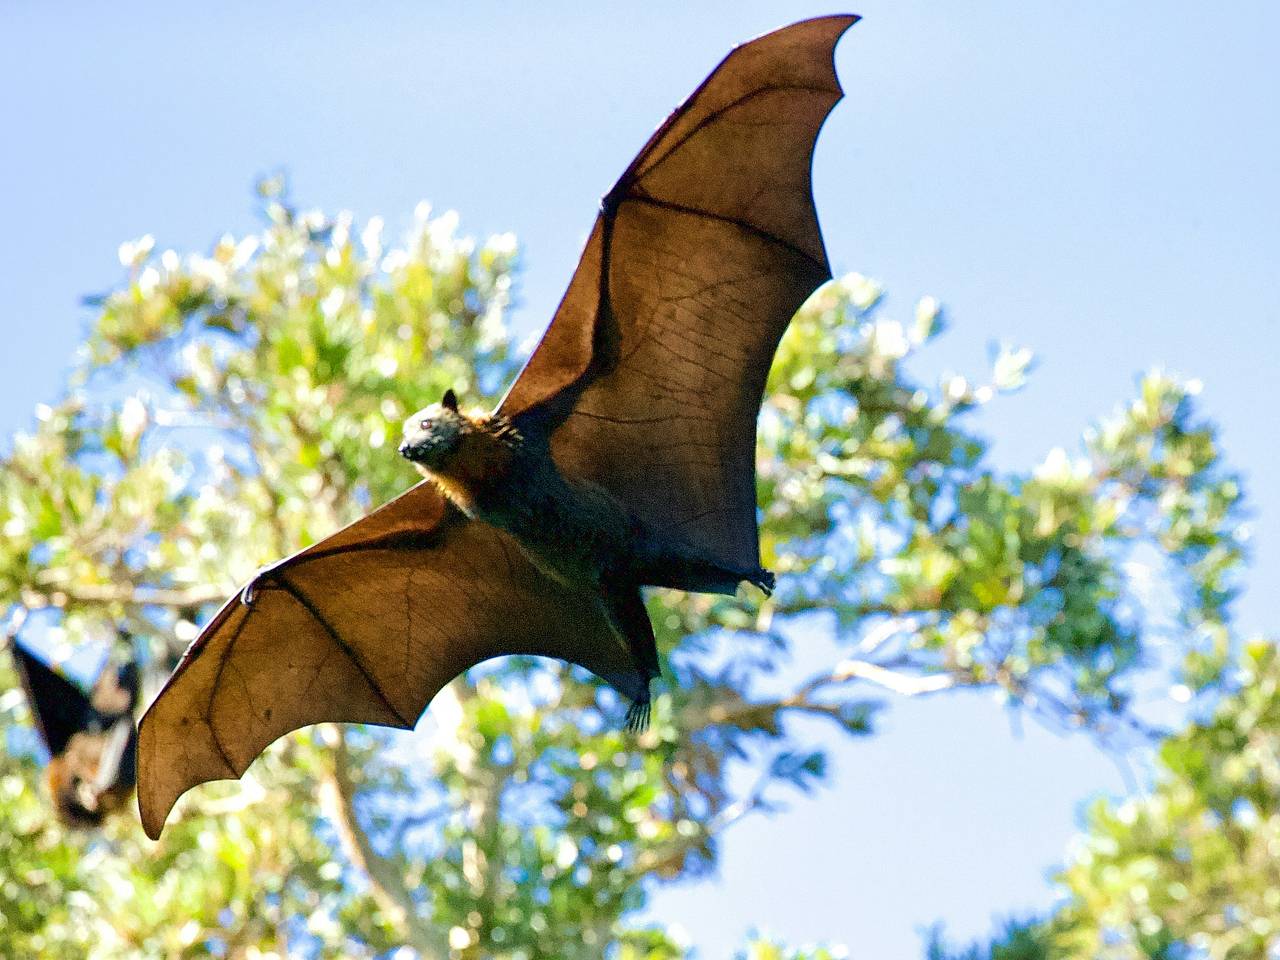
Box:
[2,1,1277,956]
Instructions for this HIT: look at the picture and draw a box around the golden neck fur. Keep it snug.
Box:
[414,413,522,515]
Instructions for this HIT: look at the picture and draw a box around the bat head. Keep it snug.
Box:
[399,389,467,474]
[46,747,106,828]
[46,724,137,829]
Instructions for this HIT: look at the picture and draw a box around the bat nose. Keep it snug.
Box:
[398,441,411,456]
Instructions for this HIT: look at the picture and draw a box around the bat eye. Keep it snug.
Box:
[419,420,431,431]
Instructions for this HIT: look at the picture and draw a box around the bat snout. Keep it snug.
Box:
[399,437,432,464]
[399,413,462,469]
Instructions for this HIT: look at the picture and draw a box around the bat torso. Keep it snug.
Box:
[424,422,653,592]
[406,407,769,601]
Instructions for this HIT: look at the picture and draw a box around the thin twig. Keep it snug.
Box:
[317,725,449,959]
[21,583,228,609]
[829,658,956,696]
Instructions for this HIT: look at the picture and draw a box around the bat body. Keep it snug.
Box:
[400,395,658,593]
[11,641,139,828]
[139,15,857,839]
[398,391,776,724]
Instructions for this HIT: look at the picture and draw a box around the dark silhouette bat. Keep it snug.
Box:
[11,640,138,828]
[138,14,857,840]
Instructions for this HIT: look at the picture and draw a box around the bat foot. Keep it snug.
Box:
[636,555,776,598]
[624,698,651,734]
[748,569,776,597]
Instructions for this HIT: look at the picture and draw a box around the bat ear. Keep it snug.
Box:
[442,389,458,412]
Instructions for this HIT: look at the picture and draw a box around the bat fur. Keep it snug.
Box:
[400,389,774,722]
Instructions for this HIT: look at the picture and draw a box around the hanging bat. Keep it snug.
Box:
[137,14,857,840]
[11,640,139,828]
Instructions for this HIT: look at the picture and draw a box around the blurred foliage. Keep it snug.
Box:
[1046,638,1280,958]
[924,919,1052,960]
[931,638,1280,959]
[733,937,851,960]
[0,186,1252,957]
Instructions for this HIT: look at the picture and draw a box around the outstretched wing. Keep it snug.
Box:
[11,640,94,758]
[137,481,641,839]
[499,15,855,577]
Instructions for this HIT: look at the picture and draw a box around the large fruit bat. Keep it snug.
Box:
[138,15,857,840]
[11,640,138,827]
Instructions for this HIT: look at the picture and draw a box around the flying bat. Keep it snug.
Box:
[11,640,139,828]
[138,14,857,840]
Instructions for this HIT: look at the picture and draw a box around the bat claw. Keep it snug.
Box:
[240,566,280,606]
[624,698,651,734]
[600,185,627,217]
[751,569,776,597]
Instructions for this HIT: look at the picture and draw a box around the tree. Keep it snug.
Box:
[0,185,1245,957]
[945,636,1280,960]
[1052,638,1280,958]
[924,919,1051,960]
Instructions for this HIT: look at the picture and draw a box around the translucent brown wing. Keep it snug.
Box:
[11,640,95,758]
[499,15,855,576]
[137,481,639,839]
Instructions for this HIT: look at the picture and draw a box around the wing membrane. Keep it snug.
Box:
[137,482,637,839]
[500,15,854,572]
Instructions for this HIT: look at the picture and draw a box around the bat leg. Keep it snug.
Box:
[602,583,658,731]
[635,547,775,597]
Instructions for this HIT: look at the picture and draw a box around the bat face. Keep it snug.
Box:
[47,755,104,828]
[399,388,468,475]
[45,725,137,828]
[47,740,108,828]
[399,402,467,475]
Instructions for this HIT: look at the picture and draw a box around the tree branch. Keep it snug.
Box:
[20,582,228,609]
[317,725,450,959]
[827,658,956,696]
